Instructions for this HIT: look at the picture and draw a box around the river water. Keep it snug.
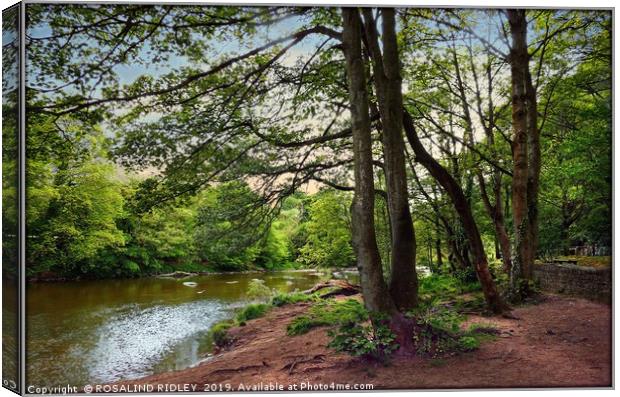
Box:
[26,270,343,387]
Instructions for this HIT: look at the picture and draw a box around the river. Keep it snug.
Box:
[25,270,348,387]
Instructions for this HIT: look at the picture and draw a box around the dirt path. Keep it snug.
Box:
[117,294,611,391]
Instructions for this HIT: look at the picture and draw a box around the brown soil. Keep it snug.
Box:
[117,294,611,391]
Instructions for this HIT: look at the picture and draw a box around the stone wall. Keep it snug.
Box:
[533,262,611,303]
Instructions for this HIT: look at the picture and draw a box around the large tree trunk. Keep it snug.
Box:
[341,7,395,315]
[362,8,418,311]
[402,110,509,314]
[507,9,539,295]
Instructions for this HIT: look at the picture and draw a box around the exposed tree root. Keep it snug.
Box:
[302,279,361,297]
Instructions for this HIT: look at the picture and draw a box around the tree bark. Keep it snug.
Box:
[507,9,540,294]
[341,7,396,315]
[403,110,508,314]
[362,8,418,311]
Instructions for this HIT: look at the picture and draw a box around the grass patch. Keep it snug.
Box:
[287,299,367,336]
[271,291,317,307]
[418,274,481,303]
[419,275,461,296]
[236,303,270,323]
[287,315,325,335]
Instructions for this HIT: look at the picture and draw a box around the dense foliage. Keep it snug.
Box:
[24,131,358,278]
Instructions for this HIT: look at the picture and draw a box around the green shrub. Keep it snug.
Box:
[236,303,270,323]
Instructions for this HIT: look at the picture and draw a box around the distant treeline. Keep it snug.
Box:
[19,151,356,279]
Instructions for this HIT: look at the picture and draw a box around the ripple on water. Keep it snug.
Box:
[88,300,226,383]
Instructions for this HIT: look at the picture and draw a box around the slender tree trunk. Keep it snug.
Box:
[362,8,418,311]
[428,239,434,270]
[496,218,513,273]
[508,9,539,294]
[403,110,508,314]
[435,215,443,269]
[342,7,395,315]
[478,172,513,273]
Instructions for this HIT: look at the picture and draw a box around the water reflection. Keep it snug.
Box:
[26,270,337,387]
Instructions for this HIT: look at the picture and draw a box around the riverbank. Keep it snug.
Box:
[115,293,611,390]
[26,267,335,283]
[25,269,343,386]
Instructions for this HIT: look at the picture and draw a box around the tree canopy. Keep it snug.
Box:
[17,5,611,319]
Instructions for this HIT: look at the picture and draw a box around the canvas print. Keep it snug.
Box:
[1,1,613,393]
